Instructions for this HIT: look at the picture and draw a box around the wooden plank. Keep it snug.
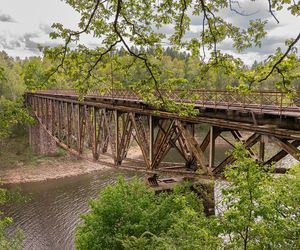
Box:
[153,119,169,156]
[158,123,188,161]
[103,109,116,162]
[92,107,99,160]
[231,130,256,158]
[151,120,175,169]
[67,103,71,148]
[58,101,62,140]
[159,126,183,165]
[118,113,133,164]
[259,135,265,162]
[45,98,49,129]
[149,115,153,165]
[100,109,109,153]
[51,100,55,135]
[174,127,191,162]
[115,110,120,164]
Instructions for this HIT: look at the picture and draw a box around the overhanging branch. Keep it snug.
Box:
[259,32,300,83]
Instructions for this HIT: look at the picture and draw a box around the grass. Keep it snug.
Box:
[0,131,67,170]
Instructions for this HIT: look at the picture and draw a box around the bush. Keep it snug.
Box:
[75,178,218,250]
[0,188,23,250]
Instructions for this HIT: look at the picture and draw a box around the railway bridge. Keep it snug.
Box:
[25,89,300,180]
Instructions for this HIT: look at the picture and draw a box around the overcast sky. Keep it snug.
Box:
[0,0,299,65]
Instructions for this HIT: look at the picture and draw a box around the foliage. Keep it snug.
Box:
[0,188,23,250]
[219,143,300,249]
[43,0,300,99]
[0,52,34,140]
[122,207,220,250]
[75,177,218,250]
[76,146,300,250]
[0,97,34,139]
[0,52,24,100]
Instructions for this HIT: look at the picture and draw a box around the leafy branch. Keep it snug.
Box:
[259,32,300,83]
[47,0,106,80]
[113,0,165,104]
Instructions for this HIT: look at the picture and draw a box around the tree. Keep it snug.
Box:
[44,0,299,98]
[0,54,34,140]
[218,143,300,249]
[75,177,217,250]
[0,97,33,139]
[122,207,220,250]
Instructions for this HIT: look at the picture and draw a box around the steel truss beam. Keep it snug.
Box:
[26,95,300,178]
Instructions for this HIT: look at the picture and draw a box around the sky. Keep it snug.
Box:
[0,0,299,65]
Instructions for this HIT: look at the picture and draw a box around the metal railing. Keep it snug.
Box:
[28,89,300,115]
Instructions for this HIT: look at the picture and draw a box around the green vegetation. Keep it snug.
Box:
[76,145,300,250]
[220,144,300,249]
[0,133,66,170]
[44,0,300,99]
[75,177,219,250]
[0,52,33,141]
[0,189,23,250]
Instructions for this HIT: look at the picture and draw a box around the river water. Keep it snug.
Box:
[3,169,138,250]
[2,138,293,250]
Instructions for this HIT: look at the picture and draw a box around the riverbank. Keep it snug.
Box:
[0,134,112,185]
[0,153,110,185]
[0,134,144,185]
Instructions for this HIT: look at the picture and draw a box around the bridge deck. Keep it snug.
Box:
[31,89,300,118]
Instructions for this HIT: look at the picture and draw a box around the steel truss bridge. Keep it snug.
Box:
[25,89,300,179]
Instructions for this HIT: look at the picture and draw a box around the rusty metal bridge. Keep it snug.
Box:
[25,89,300,179]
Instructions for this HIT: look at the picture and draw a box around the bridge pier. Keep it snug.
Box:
[29,117,56,155]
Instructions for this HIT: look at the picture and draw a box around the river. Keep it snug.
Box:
[3,169,138,250]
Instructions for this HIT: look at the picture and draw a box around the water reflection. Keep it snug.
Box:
[3,169,138,250]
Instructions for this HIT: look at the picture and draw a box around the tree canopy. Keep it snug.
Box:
[0,52,33,140]
[45,0,300,97]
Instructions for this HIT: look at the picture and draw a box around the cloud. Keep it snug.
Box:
[21,33,40,51]
[0,32,59,54]
[0,13,16,23]
[0,34,22,50]
[0,33,37,51]
[39,24,53,35]
[219,35,285,55]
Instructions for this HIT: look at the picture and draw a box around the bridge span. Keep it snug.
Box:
[25,89,300,179]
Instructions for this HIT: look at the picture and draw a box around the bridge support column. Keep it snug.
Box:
[149,115,153,166]
[259,135,265,162]
[29,117,56,155]
[209,126,216,168]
